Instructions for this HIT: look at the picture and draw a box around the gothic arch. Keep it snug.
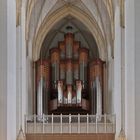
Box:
[32,5,107,61]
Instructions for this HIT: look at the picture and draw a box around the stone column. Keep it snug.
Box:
[114,5,122,138]
[0,0,17,140]
[7,0,17,139]
[21,0,28,130]
[134,0,140,140]
[0,0,8,139]
[125,0,135,140]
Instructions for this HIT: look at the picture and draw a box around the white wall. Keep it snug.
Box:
[135,0,140,139]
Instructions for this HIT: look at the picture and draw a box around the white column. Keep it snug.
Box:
[16,25,23,134]
[7,0,17,140]
[21,1,28,129]
[107,58,114,114]
[16,26,20,134]
[114,5,122,138]
[27,56,34,115]
[0,0,17,139]
[0,0,8,139]
[125,0,135,140]
[134,0,140,140]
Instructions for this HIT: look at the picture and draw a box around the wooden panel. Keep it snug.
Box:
[26,133,115,140]
[49,98,90,114]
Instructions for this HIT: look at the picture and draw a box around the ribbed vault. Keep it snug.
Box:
[33,5,106,61]
[41,16,99,59]
[20,0,115,61]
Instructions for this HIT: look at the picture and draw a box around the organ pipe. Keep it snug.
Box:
[73,61,79,80]
[59,41,65,59]
[65,33,74,59]
[35,32,105,115]
[67,85,72,104]
[79,48,89,89]
[76,80,82,104]
[73,41,80,59]
[60,61,65,80]
[66,59,73,85]
[58,80,64,104]
[89,59,104,115]
[36,60,50,116]
[50,48,60,89]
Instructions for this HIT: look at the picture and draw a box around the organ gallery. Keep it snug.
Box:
[35,32,105,115]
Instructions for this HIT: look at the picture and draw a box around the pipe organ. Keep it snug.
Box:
[35,33,105,115]
[36,60,50,115]
[79,48,88,89]
[89,59,104,115]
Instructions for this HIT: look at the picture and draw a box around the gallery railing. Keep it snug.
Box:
[25,114,116,134]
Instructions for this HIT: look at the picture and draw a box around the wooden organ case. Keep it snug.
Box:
[35,33,105,115]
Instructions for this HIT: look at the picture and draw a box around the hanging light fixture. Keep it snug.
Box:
[16,2,26,140]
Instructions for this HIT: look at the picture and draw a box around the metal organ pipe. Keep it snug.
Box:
[74,61,79,81]
[58,80,64,104]
[66,59,73,85]
[67,85,72,104]
[73,41,80,81]
[59,41,65,59]
[36,61,43,116]
[50,48,60,89]
[73,41,80,60]
[65,33,74,59]
[89,62,96,115]
[89,59,104,115]
[76,80,82,105]
[44,60,50,115]
[60,61,65,80]
[35,32,101,114]
[36,60,50,116]
[79,48,89,89]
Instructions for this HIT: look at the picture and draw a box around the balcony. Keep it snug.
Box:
[25,114,116,140]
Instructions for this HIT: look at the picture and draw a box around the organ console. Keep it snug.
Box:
[35,32,105,115]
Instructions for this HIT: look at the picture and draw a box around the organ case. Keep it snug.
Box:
[35,32,105,115]
[36,60,50,115]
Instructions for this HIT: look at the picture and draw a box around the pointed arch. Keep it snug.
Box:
[32,5,107,61]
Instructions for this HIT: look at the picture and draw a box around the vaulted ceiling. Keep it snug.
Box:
[41,16,99,59]
[17,0,115,61]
